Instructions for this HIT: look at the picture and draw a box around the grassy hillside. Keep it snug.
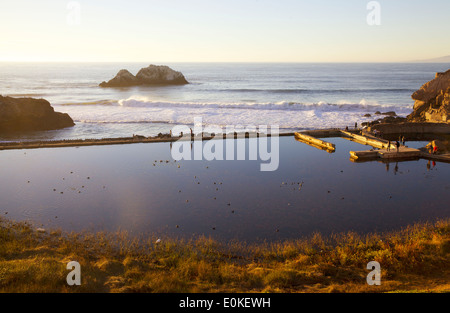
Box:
[1,217,449,293]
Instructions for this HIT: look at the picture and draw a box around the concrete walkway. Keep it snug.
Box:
[350,146,421,161]
[294,132,336,152]
[340,130,391,150]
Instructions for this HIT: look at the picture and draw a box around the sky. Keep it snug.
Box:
[0,0,449,63]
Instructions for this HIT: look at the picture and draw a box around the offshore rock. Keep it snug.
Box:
[100,65,189,87]
[99,69,139,87]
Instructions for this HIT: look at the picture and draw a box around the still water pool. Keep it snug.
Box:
[1,137,449,243]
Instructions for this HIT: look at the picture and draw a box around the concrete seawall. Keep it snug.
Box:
[370,123,450,135]
[0,132,295,151]
[294,132,336,151]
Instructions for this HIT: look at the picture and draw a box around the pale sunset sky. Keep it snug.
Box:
[0,0,449,63]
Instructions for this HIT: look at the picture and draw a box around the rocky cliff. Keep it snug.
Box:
[407,69,450,123]
[0,96,75,132]
[100,65,189,87]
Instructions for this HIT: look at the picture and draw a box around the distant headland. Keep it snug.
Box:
[410,55,450,63]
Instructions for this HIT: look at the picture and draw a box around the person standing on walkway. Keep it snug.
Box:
[396,141,400,153]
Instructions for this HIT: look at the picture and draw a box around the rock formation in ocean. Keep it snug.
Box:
[100,65,189,87]
[99,69,139,87]
[0,96,75,132]
[407,69,450,123]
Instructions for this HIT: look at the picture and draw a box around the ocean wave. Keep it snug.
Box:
[55,96,411,113]
[57,96,412,130]
[59,99,118,106]
[63,101,411,130]
[216,88,415,94]
[115,97,410,112]
[75,120,172,124]
[5,93,48,98]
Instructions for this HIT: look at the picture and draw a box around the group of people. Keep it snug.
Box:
[429,145,439,154]
[386,140,398,152]
[386,140,401,152]
[386,135,406,152]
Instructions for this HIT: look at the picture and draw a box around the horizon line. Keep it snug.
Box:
[0,60,449,64]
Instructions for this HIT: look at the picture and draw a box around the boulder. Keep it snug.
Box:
[381,111,397,117]
[364,116,406,127]
[99,65,189,87]
[99,69,138,87]
[0,96,74,132]
[407,69,450,123]
[136,65,188,85]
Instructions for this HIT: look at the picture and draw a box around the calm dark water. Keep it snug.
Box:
[1,137,449,243]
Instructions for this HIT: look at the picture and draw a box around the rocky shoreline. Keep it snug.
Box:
[408,69,450,123]
[358,69,450,149]
[1,68,448,153]
[0,96,74,132]
[364,69,450,126]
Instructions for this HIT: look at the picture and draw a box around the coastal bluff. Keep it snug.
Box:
[99,65,189,87]
[407,69,450,123]
[0,96,74,132]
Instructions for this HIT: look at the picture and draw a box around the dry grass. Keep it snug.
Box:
[0,217,449,293]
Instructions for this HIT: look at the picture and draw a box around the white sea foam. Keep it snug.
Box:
[0,62,438,140]
[115,96,410,112]
[54,95,413,131]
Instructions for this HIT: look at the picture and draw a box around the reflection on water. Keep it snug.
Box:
[0,137,449,243]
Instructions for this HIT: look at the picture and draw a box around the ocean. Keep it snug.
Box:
[0,62,448,141]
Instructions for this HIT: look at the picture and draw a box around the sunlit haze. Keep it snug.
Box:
[1,0,449,63]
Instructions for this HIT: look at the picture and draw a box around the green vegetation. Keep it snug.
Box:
[1,217,449,293]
